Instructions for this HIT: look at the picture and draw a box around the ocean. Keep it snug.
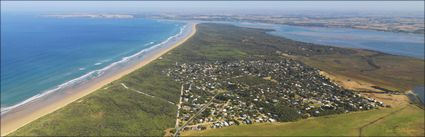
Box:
[413,86,425,104]
[228,22,425,59]
[0,13,186,113]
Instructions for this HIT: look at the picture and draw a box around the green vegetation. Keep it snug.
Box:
[362,105,424,136]
[183,105,424,136]
[10,61,180,136]
[10,23,424,136]
[298,52,424,91]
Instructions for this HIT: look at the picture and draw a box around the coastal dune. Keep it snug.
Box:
[0,23,197,136]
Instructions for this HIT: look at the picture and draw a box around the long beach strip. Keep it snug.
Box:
[0,23,197,136]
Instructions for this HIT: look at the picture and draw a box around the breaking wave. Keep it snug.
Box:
[1,24,189,115]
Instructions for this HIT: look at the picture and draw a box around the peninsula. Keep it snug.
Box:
[7,23,424,136]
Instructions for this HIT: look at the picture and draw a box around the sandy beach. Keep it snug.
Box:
[0,23,197,136]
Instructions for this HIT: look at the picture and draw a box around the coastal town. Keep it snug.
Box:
[165,58,385,134]
[2,1,424,136]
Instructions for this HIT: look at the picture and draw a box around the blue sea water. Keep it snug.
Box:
[1,13,185,110]
[413,86,425,104]
[229,22,425,59]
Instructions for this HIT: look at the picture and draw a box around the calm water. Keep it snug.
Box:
[413,86,425,104]
[229,22,425,59]
[1,13,185,110]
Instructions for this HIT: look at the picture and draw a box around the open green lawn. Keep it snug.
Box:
[183,105,424,136]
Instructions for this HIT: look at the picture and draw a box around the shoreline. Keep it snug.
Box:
[1,21,187,115]
[202,20,425,60]
[0,23,197,136]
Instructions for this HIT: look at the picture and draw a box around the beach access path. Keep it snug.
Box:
[120,83,174,105]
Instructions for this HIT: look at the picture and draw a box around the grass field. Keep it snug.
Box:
[298,52,424,91]
[9,23,424,136]
[183,104,424,136]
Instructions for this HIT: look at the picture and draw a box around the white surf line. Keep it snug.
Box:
[0,24,191,115]
[120,83,174,105]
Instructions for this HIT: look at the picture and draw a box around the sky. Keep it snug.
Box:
[1,1,424,16]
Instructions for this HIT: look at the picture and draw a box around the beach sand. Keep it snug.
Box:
[0,23,197,136]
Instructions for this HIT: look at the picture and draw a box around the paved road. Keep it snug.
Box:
[175,84,185,130]
[174,91,222,136]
